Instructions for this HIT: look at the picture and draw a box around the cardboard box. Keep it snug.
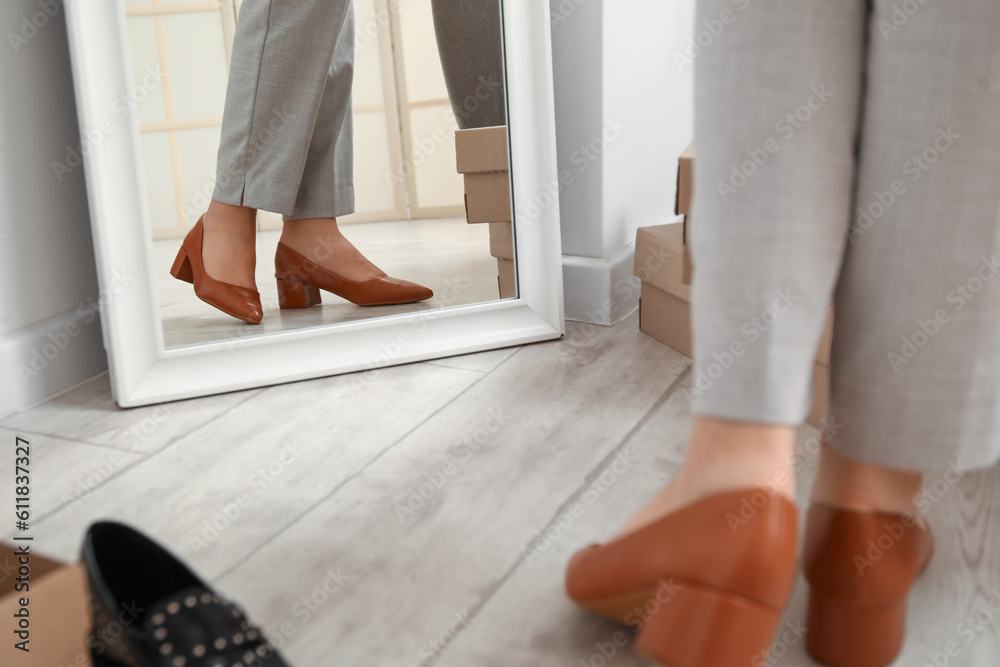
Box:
[497,258,516,298]
[456,125,509,174]
[675,142,695,285]
[464,173,512,223]
[639,282,692,358]
[635,221,833,427]
[634,223,690,302]
[675,141,695,216]
[456,126,512,224]
[489,222,514,260]
[0,545,91,667]
[681,215,694,286]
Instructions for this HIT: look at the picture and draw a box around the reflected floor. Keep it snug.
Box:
[156,217,505,348]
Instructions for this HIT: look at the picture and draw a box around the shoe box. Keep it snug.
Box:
[636,142,834,428]
[455,125,515,298]
[0,544,90,666]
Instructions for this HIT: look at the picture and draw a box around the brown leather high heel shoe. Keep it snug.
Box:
[803,504,934,667]
[565,490,798,667]
[273,242,433,308]
[169,216,263,324]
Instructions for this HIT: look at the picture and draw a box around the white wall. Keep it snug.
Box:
[551,0,695,324]
[0,0,107,419]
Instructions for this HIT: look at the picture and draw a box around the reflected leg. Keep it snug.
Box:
[431,0,506,130]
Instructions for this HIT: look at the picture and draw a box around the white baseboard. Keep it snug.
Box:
[0,308,108,420]
[562,243,641,326]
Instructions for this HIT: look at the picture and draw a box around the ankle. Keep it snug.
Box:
[810,441,922,515]
[680,419,797,502]
[206,200,256,228]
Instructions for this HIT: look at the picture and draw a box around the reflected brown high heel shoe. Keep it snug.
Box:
[803,504,934,667]
[169,216,264,324]
[565,490,798,667]
[273,242,433,308]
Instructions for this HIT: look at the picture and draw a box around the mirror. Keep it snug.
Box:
[121,0,514,347]
[65,0,563,406]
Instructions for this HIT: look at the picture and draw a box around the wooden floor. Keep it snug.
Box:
[2,313,999,666]
[156,218,503,348]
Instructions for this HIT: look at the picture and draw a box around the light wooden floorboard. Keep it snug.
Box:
[0,374,255,454]
[423,346,521,373]
[1,313,998,666]
[17,362,485,573]
[212,315,690,666]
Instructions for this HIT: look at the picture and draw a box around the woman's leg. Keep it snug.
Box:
[430,0,506,130]
[621,0,870,534]
[271,1,385,283]
[204,0,354,289]
[825,0,1000,477]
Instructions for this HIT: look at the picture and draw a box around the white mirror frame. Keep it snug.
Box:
[64,0,564,408]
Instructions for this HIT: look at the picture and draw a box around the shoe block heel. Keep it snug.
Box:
[169,246,194,284]
[276,277,322,309]
[806,594,906,667]
[635,581,780,667]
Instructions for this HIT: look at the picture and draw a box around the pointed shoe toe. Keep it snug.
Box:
[170,216,264,324]
[274,242,434,308]
[565,490,798,667]
[361,275,434,306]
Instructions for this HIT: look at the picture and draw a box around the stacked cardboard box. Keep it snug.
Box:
[455,126,515,298]
[0,544,90,666]
[637,143,833,428]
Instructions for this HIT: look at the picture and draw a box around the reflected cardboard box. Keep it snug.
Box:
[634,222,833,428]
[456,125,515,297]
[675,142,695,285]
[490,221,516,298]
[0,544,91,667]
[456,125,511,224]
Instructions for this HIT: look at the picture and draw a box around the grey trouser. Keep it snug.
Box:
[691,0,1000,471]
[214,0,355,221]
[213,0,504,217]
[431,0,506,129]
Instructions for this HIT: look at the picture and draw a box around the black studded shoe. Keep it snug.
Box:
[82,521,289,667]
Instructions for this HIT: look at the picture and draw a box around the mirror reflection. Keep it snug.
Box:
[122,0,511,347]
